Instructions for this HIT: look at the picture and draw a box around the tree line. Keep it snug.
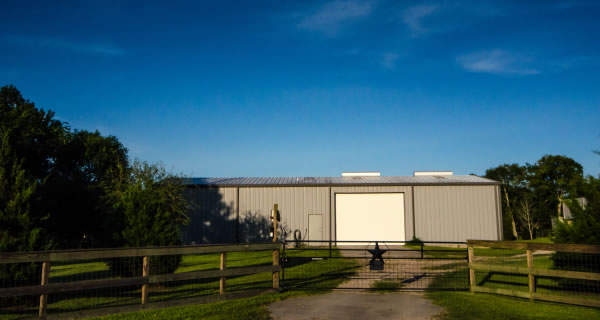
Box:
[0,85,189,281]
[485,155,600,244]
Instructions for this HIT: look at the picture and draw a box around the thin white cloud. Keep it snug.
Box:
[381,52,400,69]
[457,50,539,75]
[402,5,438,38]
[298,1,373,36]
[2,34,124,56]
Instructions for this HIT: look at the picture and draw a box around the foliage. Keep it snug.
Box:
[485,164,527,240]
[0,130,49,289]
[406,236,424,246]
[0,85,130,250]
[553,176,600,245]
[529,155,584,222]
[43,130,130,248]
[486,156,585,239]
[107,161,189,276]
[0,86,190,282]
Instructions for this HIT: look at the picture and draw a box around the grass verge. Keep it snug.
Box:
[426,267,600,320]
[368,279,403,293]
[0,247,357,320]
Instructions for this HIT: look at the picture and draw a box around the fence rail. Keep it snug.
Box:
[0,242,281,319]
[467,240,600,308]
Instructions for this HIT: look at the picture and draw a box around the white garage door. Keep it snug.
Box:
[336,193,405,243]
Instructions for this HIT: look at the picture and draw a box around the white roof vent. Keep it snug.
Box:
[414,171,453,176]
[342,172,381,177]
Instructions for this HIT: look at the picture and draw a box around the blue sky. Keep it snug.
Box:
[1,0,599,177]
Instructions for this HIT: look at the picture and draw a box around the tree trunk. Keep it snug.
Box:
[557,197,562,221]
[504,188,518,239]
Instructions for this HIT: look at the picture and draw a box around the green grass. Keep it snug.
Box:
[91,291,300,320]
[405,245,525,259]
[369,279,403,292]
[0,247,357,320]
[521,237,553,244]
[426,267,600,320]
[428,290,600,320]
[405,245,468,259]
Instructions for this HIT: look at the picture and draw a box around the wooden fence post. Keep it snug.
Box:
[39,261,50,319]
[272,204,280,290]
[468,246,475,292]
[272,204,278,242]
[273,247,280,290]
[527,248,535,301]
[220,252,226,294]
[141,256,149,304]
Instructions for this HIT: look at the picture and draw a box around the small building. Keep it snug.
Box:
[182,172,502,244]
[561,197,588,220]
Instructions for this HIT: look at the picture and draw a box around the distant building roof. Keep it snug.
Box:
[185,175,499,187]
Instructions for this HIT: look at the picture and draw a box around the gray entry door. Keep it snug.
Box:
[308,214,322,241]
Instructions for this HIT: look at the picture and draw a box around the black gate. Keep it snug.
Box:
[281,240,469,291]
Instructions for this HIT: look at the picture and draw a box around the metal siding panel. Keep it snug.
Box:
[413,186,497,242]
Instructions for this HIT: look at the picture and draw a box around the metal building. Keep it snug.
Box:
[182,172,502,244]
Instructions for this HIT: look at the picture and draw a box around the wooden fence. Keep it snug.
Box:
[467,240,600,308]
[0,242,281,319]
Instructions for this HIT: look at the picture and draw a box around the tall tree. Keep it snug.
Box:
[529,155,584,222]
[0,130,51,285]
[43,130,129,248]
[485,164,527,239]
[0,85,131,249]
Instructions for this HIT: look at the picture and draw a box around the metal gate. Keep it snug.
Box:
[281,240,469,291]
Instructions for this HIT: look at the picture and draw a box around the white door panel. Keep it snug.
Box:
[336,193,405,244]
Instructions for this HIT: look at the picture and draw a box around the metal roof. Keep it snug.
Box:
[184,175,499,187]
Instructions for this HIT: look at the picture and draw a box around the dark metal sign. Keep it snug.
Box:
[368,242,386,270]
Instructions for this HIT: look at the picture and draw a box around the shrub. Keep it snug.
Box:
[107,255,181,277]
[107,161,189,277]
[406,236,424,246]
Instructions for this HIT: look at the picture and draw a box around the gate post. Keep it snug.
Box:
[468,245,475,292]
[527,248,535,301]
[141,256,149,304]
[220,252,227,294]
[39,261,50,319]
[273,246,280,290]
[272,204,280,290]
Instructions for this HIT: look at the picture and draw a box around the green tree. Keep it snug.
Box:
[529,155,584,223]
[0,85,66,179]
[108,161,189,276]
[0,131,51,286]
[44,130,129,248]
[1,85,131,249]
[485,164,527,239]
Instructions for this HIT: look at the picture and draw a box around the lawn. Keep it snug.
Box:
[426,264,600,320]
[427,290,600,320]
[0,247,357,320]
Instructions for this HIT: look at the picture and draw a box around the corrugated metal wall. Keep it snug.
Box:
[239,187,330,241]
[183,184,501,243]
[181,187,238,244]
[413,185,500,242]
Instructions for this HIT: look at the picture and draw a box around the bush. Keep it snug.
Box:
[107,161,189,277]
[406,236,424,246]
[107,255,182,277]
[550,251,600,293]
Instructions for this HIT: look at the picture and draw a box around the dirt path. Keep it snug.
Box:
[336,245,466,290]
[269,245,466,319]
[269,291,444,320]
